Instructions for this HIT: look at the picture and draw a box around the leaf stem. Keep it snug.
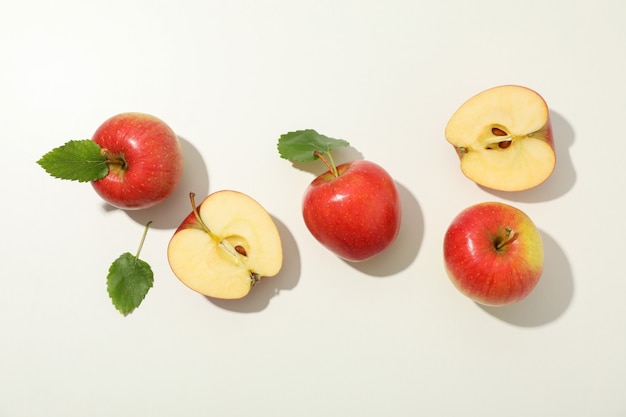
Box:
[135,221,152,260]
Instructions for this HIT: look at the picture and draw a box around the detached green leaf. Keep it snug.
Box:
[37,139,108,182]
[277,129,350,163]
[107,252,154,315]
[107,221,154,316]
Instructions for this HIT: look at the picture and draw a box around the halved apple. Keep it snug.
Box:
[167,191,283,299]
[445,85,556,192]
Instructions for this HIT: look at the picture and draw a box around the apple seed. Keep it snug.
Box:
[488,127,512,149]
[491,127,508,136]
[498,141,512,149]
[235,245,248,256]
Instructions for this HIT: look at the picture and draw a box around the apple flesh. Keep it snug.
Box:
[445,85,555,192]
[167,191,283,299]
[443,202,544,306]
[302,160,401,262]
[91,112,184,209]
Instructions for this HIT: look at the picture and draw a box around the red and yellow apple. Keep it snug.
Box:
[167,191,283,299]
[443,201,544,306]
[91,112,184,209]
[445,85,555,192]
[302,160,401,262]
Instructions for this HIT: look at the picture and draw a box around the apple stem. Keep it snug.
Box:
[187,194,259,285]
[314,150,339,178]
[496,226,518,250]
[189,192,219,240]
[188,193,251,267]
[134,221,152,260]
[100,148,126,168]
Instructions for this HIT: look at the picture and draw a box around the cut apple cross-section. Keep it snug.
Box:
[167,191,283,300]
[445,85,556,192]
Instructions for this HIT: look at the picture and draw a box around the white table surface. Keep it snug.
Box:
[2,1,625,416]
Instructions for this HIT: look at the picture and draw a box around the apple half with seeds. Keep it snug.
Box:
[167,191,283,299]
[445,85,555,192]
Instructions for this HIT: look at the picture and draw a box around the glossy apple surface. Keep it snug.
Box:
[91,112,183,209]
[445,85,555,192]
[443,201,544,306]
[168,191,283,299]
[302,160,401,262]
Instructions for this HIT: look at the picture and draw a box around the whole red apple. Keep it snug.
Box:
[90,112,184,210]
[302,160,401,262]
[443,201,544,306]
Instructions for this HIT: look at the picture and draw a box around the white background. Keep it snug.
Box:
[2,0,625,416]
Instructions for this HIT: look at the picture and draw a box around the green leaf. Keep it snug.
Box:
[107,252,154,315]
[277,129,350,163]
[37,139,108,182]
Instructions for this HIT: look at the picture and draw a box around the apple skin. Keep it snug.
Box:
[443,202,544,306]
[302,160,401,262]
[90,112,184,210]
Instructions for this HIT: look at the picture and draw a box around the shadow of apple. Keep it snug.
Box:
[102,136,210,230]
[479,110,576,203]
[478,229,574,327]
[207,216,301,313]
[344,181,423,277]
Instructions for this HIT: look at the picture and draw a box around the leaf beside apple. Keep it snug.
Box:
[107,253,153,315]
[277,129,350,163]
[107,222,155,315]
[37,139,108,182]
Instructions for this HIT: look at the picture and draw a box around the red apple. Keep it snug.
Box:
[443,202,544,306]
[90,112,184,210]
[302,160,401,262]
